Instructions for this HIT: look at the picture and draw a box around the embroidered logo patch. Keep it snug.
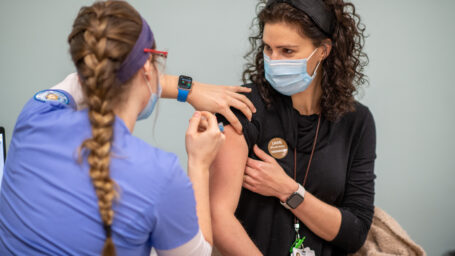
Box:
[34,90,69,105]
[267,137,288,159]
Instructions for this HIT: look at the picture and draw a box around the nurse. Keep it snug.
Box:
[0,1,235,255]
[211,0,376,255]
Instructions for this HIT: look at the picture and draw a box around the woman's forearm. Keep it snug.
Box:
[243,145,342,242]
[187,160,213,245]
[280,189,342,241]
[212,210,262,256]
[159,74,179,99]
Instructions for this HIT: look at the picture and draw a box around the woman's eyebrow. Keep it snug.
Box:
[262,41,299,49]
[276,45,299,49]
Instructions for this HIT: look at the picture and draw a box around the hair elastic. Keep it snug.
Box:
[103,223,112,238]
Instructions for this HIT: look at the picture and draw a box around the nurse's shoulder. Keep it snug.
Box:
[16,74,80,125]
[14,92,76,136]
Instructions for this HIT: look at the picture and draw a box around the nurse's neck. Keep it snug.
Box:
[113,75,153,133]
[115,107,136,133]
[113,87,145,133]
[291,76,323,116]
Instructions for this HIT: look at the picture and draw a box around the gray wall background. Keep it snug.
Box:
[0,0,454,255]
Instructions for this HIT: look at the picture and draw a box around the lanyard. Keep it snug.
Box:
[291,114,321,252]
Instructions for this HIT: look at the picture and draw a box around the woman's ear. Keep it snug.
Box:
[141,56,159,93]
[142,56,154,78]
[320,39,332,60]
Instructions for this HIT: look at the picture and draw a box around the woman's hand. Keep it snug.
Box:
[243,145,298,202]
[187,82,256,134]
[185,111,225,170]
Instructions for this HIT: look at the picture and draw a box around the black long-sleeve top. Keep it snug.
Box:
[217,84,376,256]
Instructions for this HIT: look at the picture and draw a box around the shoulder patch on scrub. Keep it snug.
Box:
[34,90,69,105]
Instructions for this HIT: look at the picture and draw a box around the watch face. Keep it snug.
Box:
[178,75,192,89]
[287,193,304,209]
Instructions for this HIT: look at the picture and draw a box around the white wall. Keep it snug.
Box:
[0,1,454,255]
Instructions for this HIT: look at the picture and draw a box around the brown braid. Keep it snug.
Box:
[67,1,142,255]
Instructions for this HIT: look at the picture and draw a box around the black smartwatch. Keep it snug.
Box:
[280,184,306,210]
[177,75,193,102]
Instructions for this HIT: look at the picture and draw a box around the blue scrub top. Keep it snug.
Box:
[0,90,199,255]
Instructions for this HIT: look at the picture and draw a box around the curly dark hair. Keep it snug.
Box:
[242,0,369,121]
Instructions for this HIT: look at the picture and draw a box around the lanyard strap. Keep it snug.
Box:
[293,114,322,231]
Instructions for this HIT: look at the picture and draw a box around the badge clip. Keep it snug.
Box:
[290,221,306,253]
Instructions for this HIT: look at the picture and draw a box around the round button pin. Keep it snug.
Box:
[267,137,289,159]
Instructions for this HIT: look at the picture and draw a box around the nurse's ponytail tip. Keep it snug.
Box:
[101,236,116,256]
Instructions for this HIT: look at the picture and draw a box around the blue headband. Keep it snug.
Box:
[116,18,155,83]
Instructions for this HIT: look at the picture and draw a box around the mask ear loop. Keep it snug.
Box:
[142,70,161,136]
[149,57,163,98]
[308,48,322,77]
[310,60,322,77]
[142,71,153,95]
[155,70,163,98]
[143,67,162,97]
[306,47,319,61]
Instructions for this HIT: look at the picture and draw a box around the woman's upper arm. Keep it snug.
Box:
[210,125,249,214]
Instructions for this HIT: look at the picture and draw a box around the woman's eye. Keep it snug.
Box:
[283,48,294,54]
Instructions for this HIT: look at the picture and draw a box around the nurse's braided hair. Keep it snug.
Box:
[68,1,141,255]
[243,0,368,121]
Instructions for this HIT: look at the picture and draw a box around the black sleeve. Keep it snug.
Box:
[215,84,263,153]
[331,108,376,253]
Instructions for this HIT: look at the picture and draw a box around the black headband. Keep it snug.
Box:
[266,0,335,36]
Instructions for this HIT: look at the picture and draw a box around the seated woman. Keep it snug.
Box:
[210,0,376,255]
[0,1,252,255]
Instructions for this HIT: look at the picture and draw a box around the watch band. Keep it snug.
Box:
[280,183,306,210]
[177,88,190,102]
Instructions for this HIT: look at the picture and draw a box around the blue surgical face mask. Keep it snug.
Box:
[264,48,321,96]
[137,72,161,121]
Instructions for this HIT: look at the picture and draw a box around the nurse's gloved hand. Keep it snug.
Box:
[187,83,256,134]
[185,111,225,170]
